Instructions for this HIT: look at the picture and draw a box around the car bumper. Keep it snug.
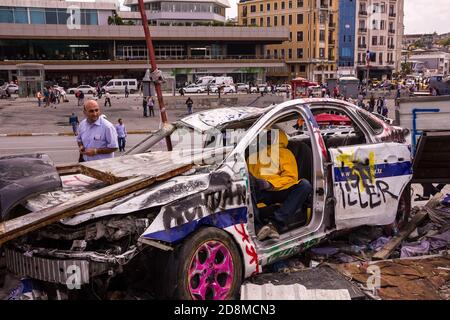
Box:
[4,244,138,285]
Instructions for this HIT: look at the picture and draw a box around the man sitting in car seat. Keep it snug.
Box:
[247,129,313,241]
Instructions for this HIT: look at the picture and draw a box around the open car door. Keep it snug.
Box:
[329,143,412,229]
[412,131,450,183]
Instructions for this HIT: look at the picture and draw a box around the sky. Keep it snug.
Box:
[225,0,450,34]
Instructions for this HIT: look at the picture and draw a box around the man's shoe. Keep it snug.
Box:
[267,224,280,240]
[257,225,271,241]
[257,223,280,241]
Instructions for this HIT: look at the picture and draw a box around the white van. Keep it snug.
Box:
[210,76,234,86]
[102,79,138,94]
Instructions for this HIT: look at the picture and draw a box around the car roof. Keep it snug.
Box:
[179,107,268,132]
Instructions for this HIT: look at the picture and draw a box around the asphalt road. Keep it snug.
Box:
[0,135,149,164]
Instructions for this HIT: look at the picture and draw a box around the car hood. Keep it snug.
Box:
[24,168,213,227]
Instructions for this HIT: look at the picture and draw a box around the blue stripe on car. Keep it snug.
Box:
[333,161,412,182]
[142,207,248,243]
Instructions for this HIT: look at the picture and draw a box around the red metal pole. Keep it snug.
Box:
[137,0,172,151]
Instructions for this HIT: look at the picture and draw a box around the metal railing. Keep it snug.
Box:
[389,13,396,18]
[388,44,395,49]
[358,44,367,49]
[115,54,283,61]
[359,10,368,15]
[358,27,368,33]
[389,29,396,34]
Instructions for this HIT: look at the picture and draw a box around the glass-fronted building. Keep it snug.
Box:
[338,0,356,71]
[122,0,229,26]
[0,0,288,89]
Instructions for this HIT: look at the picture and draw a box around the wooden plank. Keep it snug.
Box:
[371,211,428,261]
[0,163,193,246]
[79,152,198,184]
[56,164,82,176]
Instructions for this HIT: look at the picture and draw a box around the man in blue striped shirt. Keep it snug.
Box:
[77,100,118,162]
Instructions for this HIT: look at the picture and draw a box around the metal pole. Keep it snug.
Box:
[137,0,172,151]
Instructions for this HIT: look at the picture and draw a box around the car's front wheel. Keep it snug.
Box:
[158,227,243,300]
[88,90,93,94]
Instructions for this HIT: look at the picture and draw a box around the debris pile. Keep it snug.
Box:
[246,193,450,300]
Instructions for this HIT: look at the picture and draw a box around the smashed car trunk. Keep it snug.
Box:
[0,154,62,220]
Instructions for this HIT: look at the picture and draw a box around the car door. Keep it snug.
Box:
[329,142,412,229]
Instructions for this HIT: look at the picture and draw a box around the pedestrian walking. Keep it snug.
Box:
[147,96,155,117]
[185,97,193,114]
[76,90,85,107]
[125,84,129,98]
[36,91,42,107]
[44,87,50,107]
[77,100,118,162]
[69,112,79,135]
[368,94,375,113]
[376,97,383,114]
[381,97,388,117]
[104,91,111,107]
[142,97,148,117]
[115,118,127,152]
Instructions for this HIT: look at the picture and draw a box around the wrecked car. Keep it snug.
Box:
[1,98,417,300]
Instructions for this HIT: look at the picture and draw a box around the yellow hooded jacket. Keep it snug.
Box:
[247,130,300,191]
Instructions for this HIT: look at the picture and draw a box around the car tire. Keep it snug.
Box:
[69,90,74,94]
[14,90,18,94]
[197,90,201,93]
[156,227,243,300]
[88,91,93,94]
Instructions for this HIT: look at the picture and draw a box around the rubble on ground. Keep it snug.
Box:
[245,193,450,300]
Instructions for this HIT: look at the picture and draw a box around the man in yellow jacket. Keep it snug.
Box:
[247,129,312,241]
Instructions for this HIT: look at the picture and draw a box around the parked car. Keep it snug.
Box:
[1,83,19,95]
[182,84,206,94]
[235,83,250,92]
[210,85,236,94]
[3,99,424,300]
[67,85,96,94]
[250,84,269,93]
[275,84,292,92]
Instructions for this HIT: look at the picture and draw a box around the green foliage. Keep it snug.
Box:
[401,62,412,76]
[440,37,450,47]
[108,12,124,25]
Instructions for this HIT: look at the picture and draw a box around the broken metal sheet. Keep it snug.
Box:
[240,283,351,300]
[329,143,412,229]
[331,255,450,300]
[247,265,365,300]
[180,107,265,133]
[0,153,62,220]
[25,173,210,227]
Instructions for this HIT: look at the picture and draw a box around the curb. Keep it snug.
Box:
[0,130,153,137]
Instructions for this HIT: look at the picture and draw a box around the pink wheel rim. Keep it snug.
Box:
[188,240,234,300]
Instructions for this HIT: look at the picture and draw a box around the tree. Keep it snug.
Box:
[401,62,412,76]
[108,12,124,25]
[440,37,450,48]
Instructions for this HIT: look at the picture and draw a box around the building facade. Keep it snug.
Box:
[0,0,288,92]
[408,51,450,76]
[238,0,339,83]
[338,0,356,76]
[122,0,230,26]
[352,0,404,80]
